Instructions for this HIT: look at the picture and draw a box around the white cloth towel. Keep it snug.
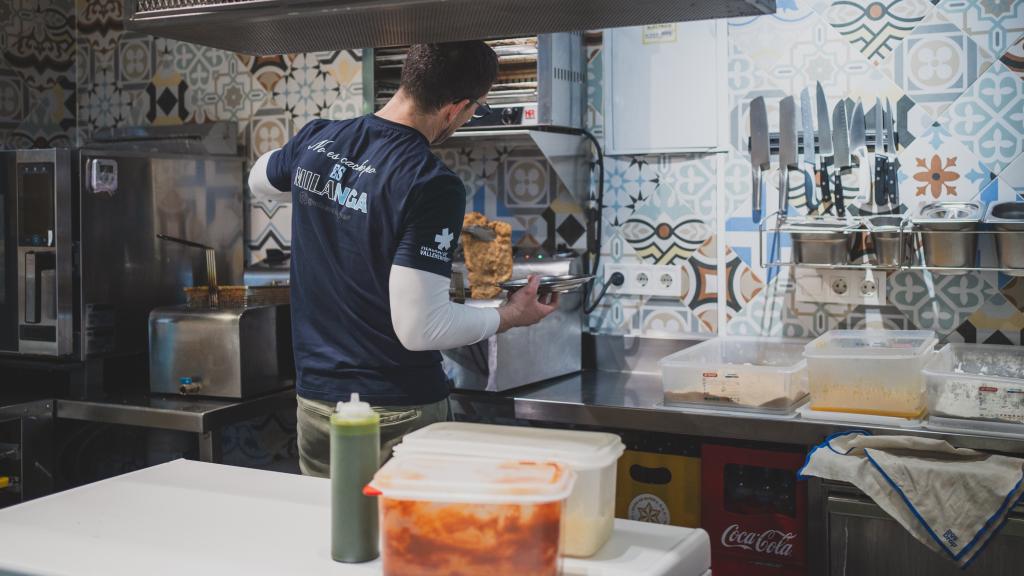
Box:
[799,431,1024,568]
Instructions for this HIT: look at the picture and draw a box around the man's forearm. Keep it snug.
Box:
[389,265,500,351]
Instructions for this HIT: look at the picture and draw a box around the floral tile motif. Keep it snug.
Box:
[1001,34,1024,80]
[837,305,919,330]
[936,0,1024,63]
[881,10,993,120]
[895,122,994,211]
[726,40,785,152]
[646,154,717,224]
[951,293,1024,345]
[813,0,935,64]
[730,7,910,104]
[620,212,712,266]
[500,151,554,211]
[939,59,1024,175]
[887,268,999,336]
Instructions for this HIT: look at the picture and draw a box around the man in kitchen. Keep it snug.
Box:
[248,41,558,477]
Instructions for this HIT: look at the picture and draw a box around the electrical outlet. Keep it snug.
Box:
[603,263,683,298]
[795,268,887,306]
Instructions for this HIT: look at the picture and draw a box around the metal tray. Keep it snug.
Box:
[499,274,595,294]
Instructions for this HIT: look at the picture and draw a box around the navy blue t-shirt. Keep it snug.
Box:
[266,115,466,406]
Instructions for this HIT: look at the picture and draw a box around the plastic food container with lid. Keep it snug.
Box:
[365,455,575,576]
[660,337,809,413]
[392,422,624,557]
[803,330,937,419]
[923,343,1024,426]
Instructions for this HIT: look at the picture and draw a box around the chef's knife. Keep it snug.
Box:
[750,96,770,223]
[850,101,867,212]
[885,99,900,207]
[800,87,818,213]
[832,100,850,217]
[779,96,798,217]
[873,98,888,207]
[815,82,834,214]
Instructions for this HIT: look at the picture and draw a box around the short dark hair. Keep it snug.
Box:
[400,42,498,113]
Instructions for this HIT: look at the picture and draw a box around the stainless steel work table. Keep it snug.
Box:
[512,371,1024,455]
[56,386,296,462]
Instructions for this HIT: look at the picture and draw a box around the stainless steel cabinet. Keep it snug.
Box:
[813,481,1024,575]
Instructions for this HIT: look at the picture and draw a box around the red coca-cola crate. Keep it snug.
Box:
[702,444,806,576]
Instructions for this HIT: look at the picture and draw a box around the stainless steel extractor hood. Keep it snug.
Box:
[125,0,776,55]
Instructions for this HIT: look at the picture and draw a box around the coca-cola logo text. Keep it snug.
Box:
[720,524,796,557]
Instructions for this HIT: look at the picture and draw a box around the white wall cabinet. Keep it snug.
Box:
[603,21,728,155]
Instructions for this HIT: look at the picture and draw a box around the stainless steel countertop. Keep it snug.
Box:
[56,385,296,433]
[513,371,1024,455]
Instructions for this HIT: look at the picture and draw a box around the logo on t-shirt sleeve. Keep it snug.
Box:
[420,228,454,263]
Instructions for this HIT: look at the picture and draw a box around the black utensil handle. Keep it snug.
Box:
[886,159,900,207]
[874,156,888,206]
[834,169,846,217]
[819,158,833,214]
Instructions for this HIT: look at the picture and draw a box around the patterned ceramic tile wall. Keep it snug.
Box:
[721,0,1024,345]
[0,0,77,148]
[10,0,1024,348]
[72,0,363,264]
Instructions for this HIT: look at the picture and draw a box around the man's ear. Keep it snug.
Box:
[444,99,470,122]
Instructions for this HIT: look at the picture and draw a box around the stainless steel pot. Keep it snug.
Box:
[985,201,1024,276]
[781,219,855,265]
[911,202,982,274]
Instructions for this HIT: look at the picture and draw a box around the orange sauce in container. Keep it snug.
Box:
[380,499,562,576]
[367,457,575,576]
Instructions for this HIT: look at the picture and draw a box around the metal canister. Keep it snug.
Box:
[911,202,982,274]
[781,219,854,265]
[984,201,1024,276]
[865,215,912,268]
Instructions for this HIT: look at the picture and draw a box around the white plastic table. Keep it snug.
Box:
[0,459,710,576]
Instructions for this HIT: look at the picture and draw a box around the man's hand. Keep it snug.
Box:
[497,275,560,333]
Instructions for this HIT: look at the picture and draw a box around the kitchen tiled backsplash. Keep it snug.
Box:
[598,0,1024,346]
[1,0,1022,346]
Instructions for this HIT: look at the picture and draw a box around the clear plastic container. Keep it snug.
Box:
[392,422,624,557]
[804,330,937,418]
[660,337,809,413]
[366,455,575,576]
[923,343,1024,425]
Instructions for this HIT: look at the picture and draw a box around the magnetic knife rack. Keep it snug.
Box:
[757,210,1024,274]
[746,131,890,156]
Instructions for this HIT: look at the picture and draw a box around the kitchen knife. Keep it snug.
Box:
[885,99,900,207]
[873,98,888,207]
[815,82,834,214]
[800,87,818,213]
[779,96,798,216]
[832,100,850,217]
[850,101,866,158]
[750,96,770,223]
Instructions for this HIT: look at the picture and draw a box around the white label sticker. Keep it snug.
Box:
[642,23,677,44]
[977,384,1024,423]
